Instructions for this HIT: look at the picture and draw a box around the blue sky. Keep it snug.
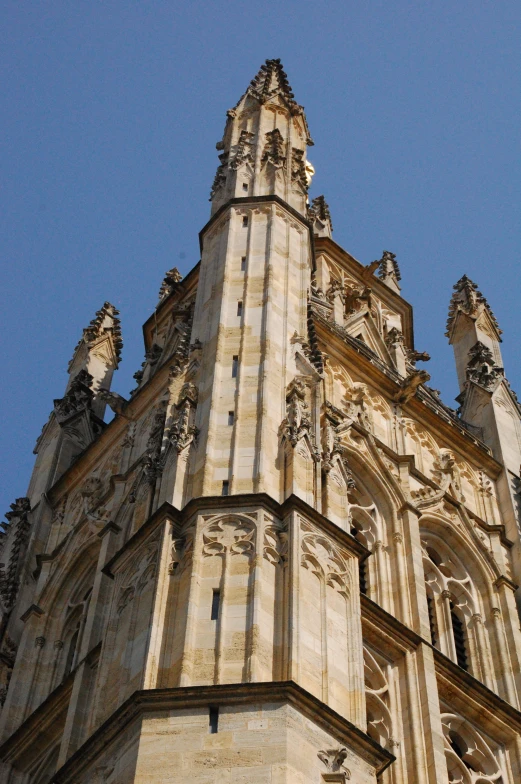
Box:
[1,2,520,517]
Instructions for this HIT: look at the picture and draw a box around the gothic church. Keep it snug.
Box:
[1,59,521,783]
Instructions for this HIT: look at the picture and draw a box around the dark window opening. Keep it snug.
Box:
[209,706,219,734]
[211,590,220,620]
[242,216,248,227]
[449,731,477,771]
[64,625,79,677]
[450,602,468,671]
[241,256,246,271]
[237,301,243,317]
[351,526,367,595]
[232,355,239,378]
[427,592,438,647]
[242,182,248,192]
[228,411,234,426]
[222,481,229,497]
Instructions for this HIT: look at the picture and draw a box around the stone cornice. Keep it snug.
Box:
[199,194,317,270]
[0,672,74,763]
[434,648,521,738]
[49,681,394,783]
[361,594,422,655]
[103,493,370,579]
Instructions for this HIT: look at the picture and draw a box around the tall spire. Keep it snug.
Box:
[210,59,314,216]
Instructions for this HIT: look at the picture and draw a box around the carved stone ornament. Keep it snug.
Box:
[202,517,255,559]
[446,274,501,338]
[0,497,32,610]
[98,389,128,415]
[377,250,401,285]
[465,341,504,391]
[317,747,351,780]
[395,369,430,404]
[169,382,199,453]
[169,531,194,575]
[210,151,229,199]
[263,525,288,566]
[291,147,308,190]
[69,302,123,371]
[308,195,333,232]
[158,267,183,302]
[301,533,351,595]
[230,129,255,170]
[143,402,168,483]
[262,128,286,169]
[53,370,94,422]
[282,378,311,446]
[117,536,160,615]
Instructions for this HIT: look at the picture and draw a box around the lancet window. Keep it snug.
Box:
[421,531,484,677]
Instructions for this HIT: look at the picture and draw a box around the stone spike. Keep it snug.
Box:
[376,250,401,294]
[68,301,123,371]
[445,274,501,339]
[158,267,183,303]
[232,58,313,144]
[309,195,333,238]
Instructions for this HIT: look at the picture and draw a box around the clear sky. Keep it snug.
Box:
[1,2,520,518]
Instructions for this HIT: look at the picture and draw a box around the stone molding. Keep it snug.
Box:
[102,493,369,581]
[48,681,394,784]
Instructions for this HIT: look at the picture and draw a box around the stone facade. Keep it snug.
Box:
[1,59,521,783]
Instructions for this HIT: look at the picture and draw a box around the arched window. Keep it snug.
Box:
[422,533,479,676]
[442,709,506,783]
[59,586,92,681]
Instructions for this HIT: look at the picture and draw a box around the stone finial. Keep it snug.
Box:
[446,275,501,340]
[309,195,333,238]
[69,302,123,371]
[241,59,312,135]
[377,251,401,294]
[158,267,183,303]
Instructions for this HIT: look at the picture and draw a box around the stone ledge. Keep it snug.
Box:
[49,681,394,783]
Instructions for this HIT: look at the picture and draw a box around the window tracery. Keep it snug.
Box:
[421,530,488,679]
[441,709,506,783]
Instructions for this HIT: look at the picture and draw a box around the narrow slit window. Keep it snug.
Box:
[211,590,220,620]
[427,592,438,647]
[241,256,246,271]
[237,301,243,317]
[450,602,468,671]
[209,706,219,734]
[242,182,248,192]
[228,411,234,426]
[242,216,248,227]
[222,480,229,496]
[232,355,239,378]
[351,526,367,595]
